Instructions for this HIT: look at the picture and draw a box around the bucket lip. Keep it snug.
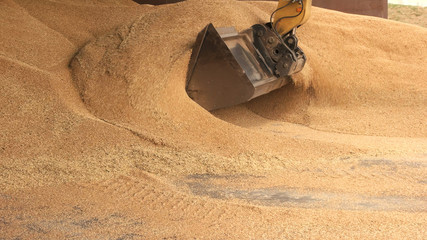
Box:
[186,23,211,91]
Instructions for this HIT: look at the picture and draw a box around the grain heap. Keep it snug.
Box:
[1,0,427,239]
[73,0,427,139]
[1,0,426,188]
[71,0,426,173]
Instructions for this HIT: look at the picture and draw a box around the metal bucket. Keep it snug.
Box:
[186,23,294,111]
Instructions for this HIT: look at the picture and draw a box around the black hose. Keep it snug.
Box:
[270,0,304,37]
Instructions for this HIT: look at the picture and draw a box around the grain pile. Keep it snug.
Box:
[68,0,426,174]
[1,0,426,239]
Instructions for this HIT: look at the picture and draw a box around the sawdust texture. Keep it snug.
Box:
[1,0,426,239]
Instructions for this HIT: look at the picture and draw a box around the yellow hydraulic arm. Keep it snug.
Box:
[273,0,312,36]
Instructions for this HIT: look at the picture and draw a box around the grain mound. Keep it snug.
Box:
[1,1,426,238]
[71,0,342,156]
[72,0,427,141]
[2,0,426,190]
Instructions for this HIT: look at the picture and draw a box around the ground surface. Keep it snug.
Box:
[0,0,426,239]
[389,4,427,27]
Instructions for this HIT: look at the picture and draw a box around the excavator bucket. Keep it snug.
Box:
[186,23,292,111]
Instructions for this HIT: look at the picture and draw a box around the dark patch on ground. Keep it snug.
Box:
[185,174,426,211]
[359,159,426,168]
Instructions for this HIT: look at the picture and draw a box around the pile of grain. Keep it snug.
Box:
[1,1,426,238]
[72,0,427,142]
[1,0,426,190]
